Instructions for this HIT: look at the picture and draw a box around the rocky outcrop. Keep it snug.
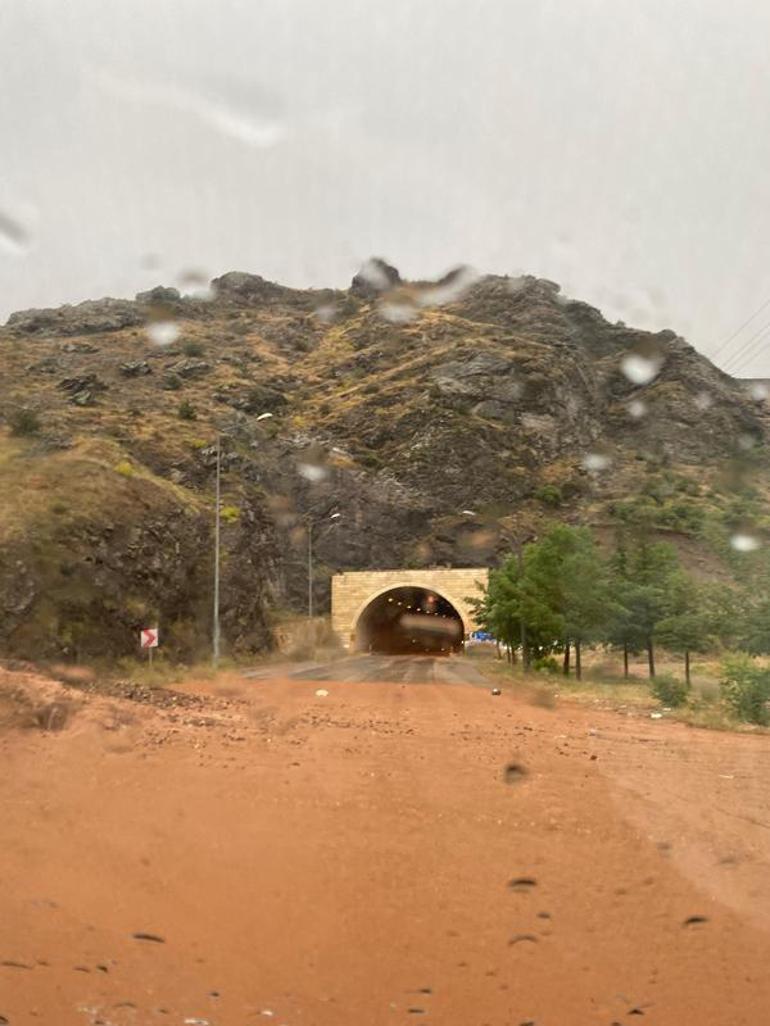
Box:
[8,298,144,335]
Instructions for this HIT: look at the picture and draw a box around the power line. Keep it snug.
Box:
[722,317,770,377]
[710,289,770,365]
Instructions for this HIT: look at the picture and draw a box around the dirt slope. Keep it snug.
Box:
[2,663,770,1025]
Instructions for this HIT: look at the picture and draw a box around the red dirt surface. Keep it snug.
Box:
[2,663,770,1025]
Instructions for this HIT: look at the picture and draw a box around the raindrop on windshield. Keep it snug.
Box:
[298,462,328,483]
[0,208,32,255]
[583,452,611,472]
[177,268,213,300]
[314,304,337,324]
[730,533,760,553]
[379,301,416,324]
[627,399,647,418]
[147,321,180,346]
[621,353,661,385]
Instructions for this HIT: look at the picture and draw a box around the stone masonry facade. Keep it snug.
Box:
[331,567,489,648]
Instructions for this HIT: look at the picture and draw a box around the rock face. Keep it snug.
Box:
[8,298,144,335]
[0,262,767,661]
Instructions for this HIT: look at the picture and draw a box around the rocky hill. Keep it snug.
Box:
[1,262,767,661]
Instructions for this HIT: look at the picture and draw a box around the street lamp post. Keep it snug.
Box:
[307,512,341,620]
[212,434,221,668]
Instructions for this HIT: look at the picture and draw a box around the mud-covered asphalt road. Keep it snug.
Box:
[3,658,770,1025]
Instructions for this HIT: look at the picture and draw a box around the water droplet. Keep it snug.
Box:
[416,265,480,308]
[146,321,180,346]
[627,399,647,419]
[177,268,213,300]
[297,463,327,482]
[356,258,395,292]
[140,252,162,271]
[694,392,712,411]
[0,208,31,254]
[379,301,416,324]
[730,533,760,552]
[738,434,756,451]
[621,354,661,385]
[583,452,611,471]
[314,304,337,324]
[749,382,769,401]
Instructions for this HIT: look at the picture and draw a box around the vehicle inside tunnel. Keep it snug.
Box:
[355,586,465,654]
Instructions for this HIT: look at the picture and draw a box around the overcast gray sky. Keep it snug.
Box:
[1,0,769,375]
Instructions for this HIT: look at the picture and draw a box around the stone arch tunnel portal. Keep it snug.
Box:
[355,586,464,655]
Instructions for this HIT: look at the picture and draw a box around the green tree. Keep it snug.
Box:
[656,572,716,685]
[609,538,680,678]
[524,524,609,680]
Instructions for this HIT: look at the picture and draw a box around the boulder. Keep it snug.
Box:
[119,361,152,378]
[169,359,211,379]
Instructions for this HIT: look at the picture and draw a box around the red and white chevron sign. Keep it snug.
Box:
[140,627,159,649]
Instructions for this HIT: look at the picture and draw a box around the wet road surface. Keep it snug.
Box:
[245,653,490,685]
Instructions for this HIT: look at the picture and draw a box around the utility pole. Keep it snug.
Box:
[515,538,530,673]
[212,434,221,668]
[307,512,341,621]
[307,519,314,620]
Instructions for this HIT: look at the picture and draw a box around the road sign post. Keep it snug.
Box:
[140,627,159,667]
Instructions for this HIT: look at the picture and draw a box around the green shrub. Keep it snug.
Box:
[178,400,197,421]
[114,460,135,477]
[720,655,770,724]
[9,408,41,436]
[182,340,205,356]
[651,672,689,707]
[535,484,562,508]
[220,504,240,523]
[533,655,560,675]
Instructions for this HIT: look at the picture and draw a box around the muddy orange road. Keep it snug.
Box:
[2,658,770,1025]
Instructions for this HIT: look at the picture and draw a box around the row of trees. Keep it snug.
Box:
[469,523,770,683]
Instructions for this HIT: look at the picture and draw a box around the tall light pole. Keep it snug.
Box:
[307,512,341,620]
[212,434,221,668]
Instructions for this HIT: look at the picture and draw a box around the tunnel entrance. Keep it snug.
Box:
[355,586,465,655]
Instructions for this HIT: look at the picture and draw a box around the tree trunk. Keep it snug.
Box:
[511,644,517,666]
[685,649,691,687]
[562,641,570,677]
[520,619,530,673]
[505,643,511,664]
[623,643,629,679]
[496,640,502,660]
[647,637,656,678]
[575,639,582,681]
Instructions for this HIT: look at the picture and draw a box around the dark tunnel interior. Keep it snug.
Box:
[356,587,464,655]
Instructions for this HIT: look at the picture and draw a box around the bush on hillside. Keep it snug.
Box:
[720,655,770,725]
[535,484,563,508]
[9,408,41,436]
[651,672,689,708]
